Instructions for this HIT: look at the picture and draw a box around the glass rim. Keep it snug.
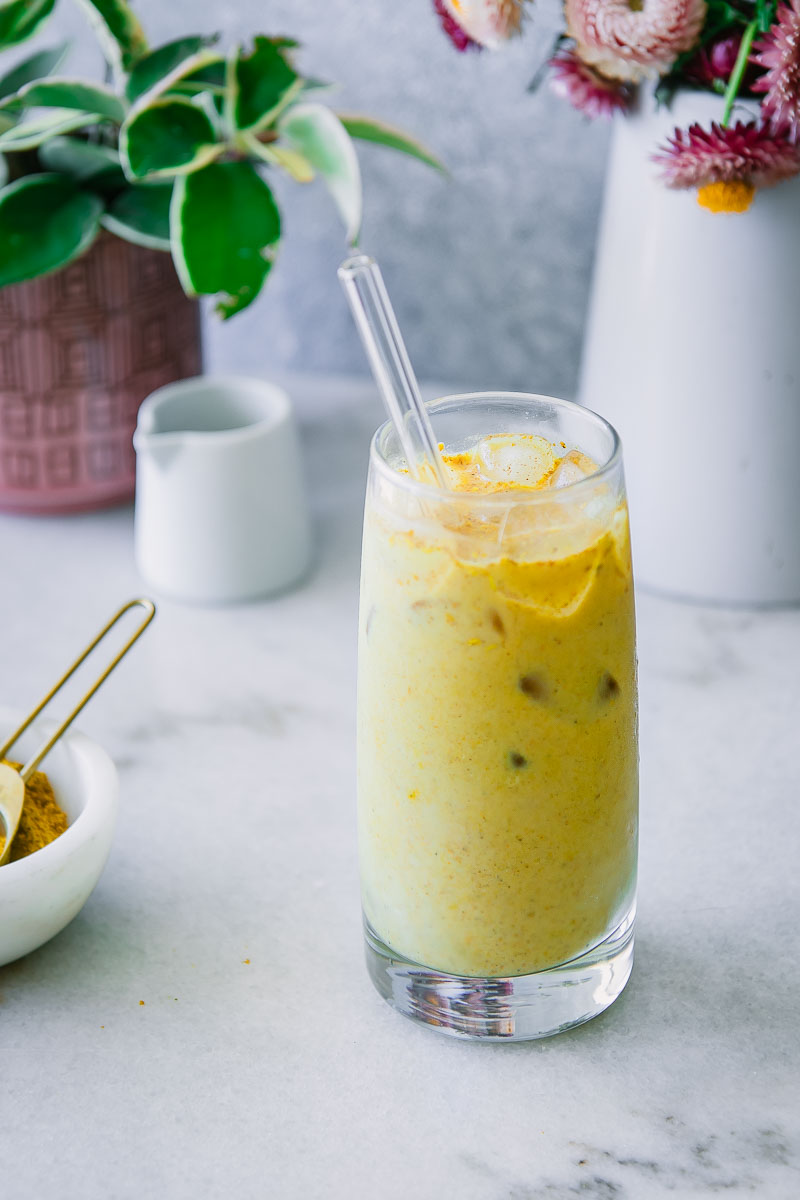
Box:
[369,391,623,507]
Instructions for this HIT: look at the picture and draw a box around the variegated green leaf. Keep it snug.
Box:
[337,113,446,173]
[171,160,280,318]
[73,0,147,75]
[172,60,226,93]
[38,135,124,186]
[127,48,224,112]
[0,108,101,151]
[126,35,220,104]
[227,37,303,133]
[278,103,361,242]
[0,173,102,286]
[0,0,56,50]
[0,43,68,103]
[102,184,172,251]
[9,78,125,122]
[120,97,221,182]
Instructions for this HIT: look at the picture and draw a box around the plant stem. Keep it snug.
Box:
[721,19,758,127]
[755,0,778,34]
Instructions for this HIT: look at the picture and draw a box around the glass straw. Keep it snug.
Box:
[338,254,450,489]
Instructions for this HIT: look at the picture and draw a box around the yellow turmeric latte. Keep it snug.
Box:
[357,434,637,978]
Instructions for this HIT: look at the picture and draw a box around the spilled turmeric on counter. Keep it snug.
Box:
[0,761,68,863]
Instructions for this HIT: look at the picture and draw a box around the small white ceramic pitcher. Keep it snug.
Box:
[134,375,312,604]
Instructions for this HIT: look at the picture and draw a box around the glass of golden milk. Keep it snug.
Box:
[357,392,638,1039]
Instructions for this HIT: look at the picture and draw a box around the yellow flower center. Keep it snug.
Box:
[697,180,755,214]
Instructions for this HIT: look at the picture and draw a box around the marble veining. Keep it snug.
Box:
[0,375,798,1200]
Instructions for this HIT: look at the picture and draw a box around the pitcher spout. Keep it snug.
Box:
[132,424,186,469]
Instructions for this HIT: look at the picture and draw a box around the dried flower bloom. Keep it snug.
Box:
[752,0,800,140]
[433,0,481,50]
[685,33,745,87]
[655,120,800,186]
[550,48,634,117]
[438,0,527,49]
[565,0,708,82]
[654,120,800,210]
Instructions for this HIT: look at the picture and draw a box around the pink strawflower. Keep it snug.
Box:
[654,120,800,188]
[565,0,708,82]
[550,48,634,117]
[433,0,481,50]
[435,0,527,50]
[685,34,743,86]
[752,0,800,140]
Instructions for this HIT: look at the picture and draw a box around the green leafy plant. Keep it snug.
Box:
[0,1,444,317]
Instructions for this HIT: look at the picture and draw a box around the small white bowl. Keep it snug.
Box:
[0,708,118,967]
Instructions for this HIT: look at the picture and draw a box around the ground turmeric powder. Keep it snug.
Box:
[0,762,68,863]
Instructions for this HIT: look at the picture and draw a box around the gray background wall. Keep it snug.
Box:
[43,0,610,396]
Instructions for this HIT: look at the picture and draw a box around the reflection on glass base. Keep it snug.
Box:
[364,906,635,1041]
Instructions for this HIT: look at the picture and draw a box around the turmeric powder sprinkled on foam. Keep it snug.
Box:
[0,761,67,862]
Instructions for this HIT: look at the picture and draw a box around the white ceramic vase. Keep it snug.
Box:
[580,90,800,605]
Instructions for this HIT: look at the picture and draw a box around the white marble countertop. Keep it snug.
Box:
[1,374,799,1199]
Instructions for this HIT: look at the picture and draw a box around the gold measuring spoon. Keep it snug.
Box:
[0,598,155,867]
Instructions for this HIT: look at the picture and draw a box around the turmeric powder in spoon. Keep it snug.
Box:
[0,762,67,863]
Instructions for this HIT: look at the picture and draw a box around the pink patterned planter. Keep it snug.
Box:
[0,233,202,514]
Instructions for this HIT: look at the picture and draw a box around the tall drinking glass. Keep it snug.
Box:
[357,393,638,1040]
